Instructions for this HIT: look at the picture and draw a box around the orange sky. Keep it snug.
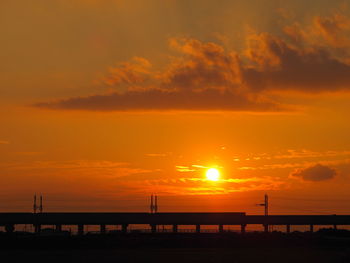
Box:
[1,0,350,214]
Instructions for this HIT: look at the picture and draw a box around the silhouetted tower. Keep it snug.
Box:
[155,195,158,213]
[150,194,154,213]
[150,194,158,213]
[33,194,37,214]
[257,194,269,216]
[39,195,43,213]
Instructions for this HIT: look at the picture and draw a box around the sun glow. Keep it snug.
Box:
[206,168,220,181]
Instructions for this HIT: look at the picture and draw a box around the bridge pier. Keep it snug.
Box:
[263,224,268,233]
[219,224,224,233]
[100,224,106,234]
[196,224,201,233]
[34,224,41,234]
[172,224,178,233]
[334,224,337,230]
[286,225,291,233]
[241,224,246,234]
[310,225,314,233]
[5,224,15,233]
[150,224,157,233]
[122,224,128,233]
[78,224,84,235]
[55,224,62,232]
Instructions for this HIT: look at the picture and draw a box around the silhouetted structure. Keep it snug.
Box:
[1,212,348,234]
[33,194,43,214]
[150,195,158,214]
[33,195,37,214]
[257,194,269,232]
[39,195,43,213]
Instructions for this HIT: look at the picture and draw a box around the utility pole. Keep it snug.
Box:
[155,195,158,213]
[257,194,269,216]
[39,195,43,213]
[33,194,37,214]
[256,194,269,232]
[264,194,268,216]
[150,194,158,214]
[150,194,154,213]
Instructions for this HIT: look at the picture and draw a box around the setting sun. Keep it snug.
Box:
[206,168,220,181]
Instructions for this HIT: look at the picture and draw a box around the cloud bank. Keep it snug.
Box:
[34,11,350,112]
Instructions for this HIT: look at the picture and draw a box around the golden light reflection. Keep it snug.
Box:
[206,168,220,181]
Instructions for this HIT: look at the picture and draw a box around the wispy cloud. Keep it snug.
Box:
[175,166,196,172]
[272,149,350,160]
[145,153,170,157]
[0,160,152,180]
[139,176,286,195]
[14,152,43,156]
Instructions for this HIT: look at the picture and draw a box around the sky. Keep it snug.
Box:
[1,0,350,215]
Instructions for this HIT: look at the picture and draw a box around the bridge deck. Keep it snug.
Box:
[1,213,349,226]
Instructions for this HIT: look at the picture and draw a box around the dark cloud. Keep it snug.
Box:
[34,12,350,112]
[35,89,282,112]
[290,164,337,181]
[163,38,242,91]
[244,32,350,92]
[35,37,283,112]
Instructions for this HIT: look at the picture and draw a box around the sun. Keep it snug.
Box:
[206,168,220,181]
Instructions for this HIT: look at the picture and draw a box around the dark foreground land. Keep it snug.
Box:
[1,229,350,263]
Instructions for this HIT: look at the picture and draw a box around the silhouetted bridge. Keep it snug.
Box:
[1,212,349,234]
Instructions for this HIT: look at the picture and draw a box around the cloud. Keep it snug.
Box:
[140,176,285,195]
[0,159,147,178]
[33,37,284,112]
[176,166,196,172]
[163,38,243,91]
[14,152,43,156]
[244,31,350,92]
[290,164,337,181]
[0,140,10,144]
[313,13,350,48]
[34,11,350,112]
[102,57,152,87]
[146,153,169,157]
[34,88,282,112]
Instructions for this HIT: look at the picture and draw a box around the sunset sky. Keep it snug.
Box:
[1,0,350,215]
